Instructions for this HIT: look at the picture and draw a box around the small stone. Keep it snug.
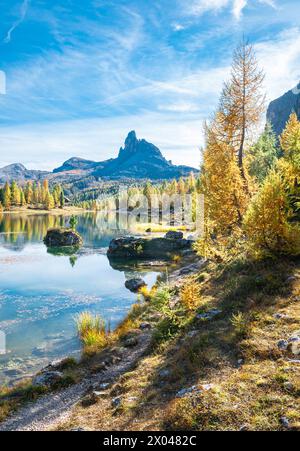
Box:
[201,384,214,391]
[112,397,122,408]
[124,337,139,348]
[33,371,63,387]
[90,362,107,374]
[81,394,98,407]
[111,356,122,364]
[273,313,288,320]
[140,322,151,330]
[283,382,294,391]
[288,359,300,364]
[125,278,147,293]
[92,391,108,399]
[127,397,138,403]
[277,340,288,351]
[286,276,296,283]
[288,336,300,343]
[237,359,244,367]
[239,425,249,432]
[187,330,198,338]
[196,309,222,321]
[176,386,201,398]
[97,383,110,390]
[159,369,171,378]
[280,417,290,428]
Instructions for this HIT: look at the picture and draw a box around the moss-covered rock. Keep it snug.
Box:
[107,235,193,260]
[44,228,83,248]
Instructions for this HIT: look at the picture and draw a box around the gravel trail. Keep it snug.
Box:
[0,333,151,431]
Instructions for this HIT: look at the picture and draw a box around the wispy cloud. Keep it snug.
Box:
[0,0,297,170]
[232,0,247,20]
[186,0,276,20]
[3,0,30,44]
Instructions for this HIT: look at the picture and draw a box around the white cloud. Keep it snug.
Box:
[172,23,185,32]
[186,0,276,19]
[189,0,229,16]
[4,0,30,44]
[232,0,247,20]
[255,27,300,102]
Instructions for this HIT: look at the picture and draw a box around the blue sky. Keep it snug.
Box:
[0,0,300,170]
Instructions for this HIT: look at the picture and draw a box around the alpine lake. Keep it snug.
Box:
[0,212,166,385]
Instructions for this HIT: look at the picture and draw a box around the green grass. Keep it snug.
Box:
[75,311,108,353]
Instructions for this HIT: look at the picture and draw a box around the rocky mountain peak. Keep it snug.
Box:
[267,83,300,136]
[4,163,27,172]
[118,131,164,163]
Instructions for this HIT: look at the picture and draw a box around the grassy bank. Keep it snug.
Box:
[1,251,299,430]
[56,252,300,431]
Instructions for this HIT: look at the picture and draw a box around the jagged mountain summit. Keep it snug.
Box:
[267,83,300,136]
[93,131,196,179]
[0,131,198,185]
[52,130,198,180]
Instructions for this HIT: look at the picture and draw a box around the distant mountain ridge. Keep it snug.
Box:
[0,131,198,184]
[267,83,300,136]
[0,163,47,183]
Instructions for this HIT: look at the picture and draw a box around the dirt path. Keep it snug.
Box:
[0,333,152,431]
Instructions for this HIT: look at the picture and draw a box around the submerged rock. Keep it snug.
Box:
[44,228,83,248]
[107,235,193,260]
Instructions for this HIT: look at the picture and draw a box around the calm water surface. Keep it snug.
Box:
[0,213,162,385]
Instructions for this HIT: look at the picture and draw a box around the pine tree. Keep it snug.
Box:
[42,180,49,203]
[248,122,279,184]
[32,183,39,204]
[60,189,65,209]
[201,122,247,234]
[11,181,21,206]
[178,178,186,196]
[20,188,26,207]
[3,182,11,210]
[280,112,300,170]
[25,181,33,205]
[279,112,300,221]
[218,40,265,180]
[44,191,55,210]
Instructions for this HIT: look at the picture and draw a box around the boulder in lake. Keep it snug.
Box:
[107,235,193,260]
[44,228,83,247]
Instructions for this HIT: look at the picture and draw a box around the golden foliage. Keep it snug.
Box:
[280,112,300,170]
[243,168,300,256]
[139,285,157,302]
[180,281,201,311]
[201,125,249,235]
